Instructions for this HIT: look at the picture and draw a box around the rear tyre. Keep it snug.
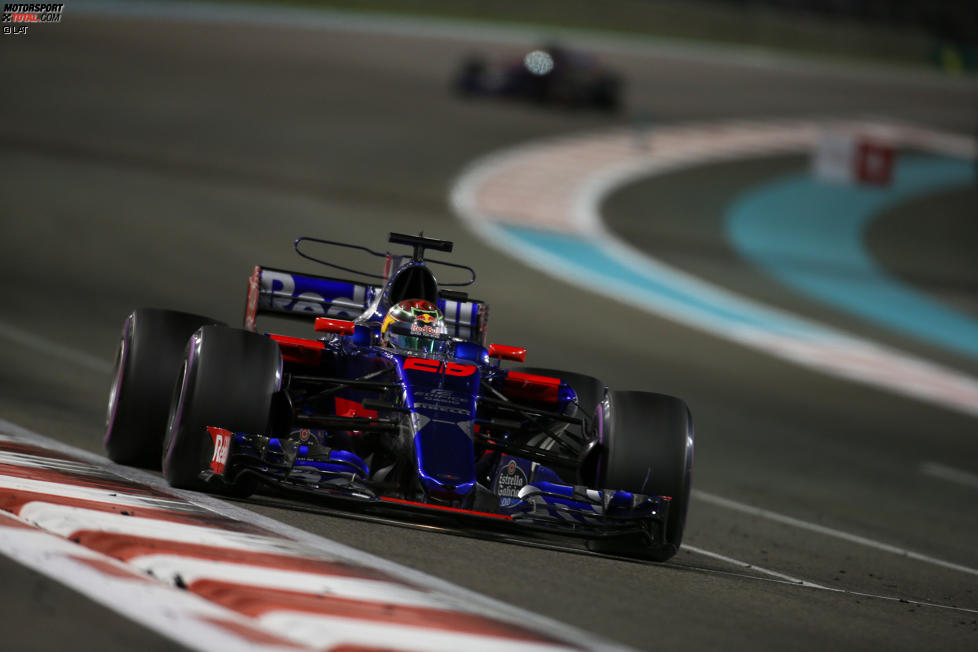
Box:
[588,390,694,562]
[104,309,223,468]
[162,325,281,493]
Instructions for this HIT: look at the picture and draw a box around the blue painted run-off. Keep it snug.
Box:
[496,224,846,343]
[727,155,977,360]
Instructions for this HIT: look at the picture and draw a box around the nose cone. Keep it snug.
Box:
[399,357,480,502]
[414,421,476,500]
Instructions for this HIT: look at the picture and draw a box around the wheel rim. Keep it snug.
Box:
[164,358,189,454]
[103,321,129,442]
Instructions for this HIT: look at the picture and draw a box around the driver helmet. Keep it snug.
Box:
[380,299,447,353]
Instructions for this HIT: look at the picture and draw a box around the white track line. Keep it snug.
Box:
[682,547,978,617]
[682,544,828,589]
[694,490,978,578]
[920,462,978,490]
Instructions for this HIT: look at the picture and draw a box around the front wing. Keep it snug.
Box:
[203,427,671,544]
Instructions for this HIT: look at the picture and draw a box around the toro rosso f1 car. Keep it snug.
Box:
[105,233,693,561]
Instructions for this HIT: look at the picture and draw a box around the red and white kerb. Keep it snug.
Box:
[0,431,585,652]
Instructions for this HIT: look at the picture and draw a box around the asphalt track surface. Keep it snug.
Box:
[2,6,977,651]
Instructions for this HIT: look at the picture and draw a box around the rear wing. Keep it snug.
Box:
[244,266,489,344]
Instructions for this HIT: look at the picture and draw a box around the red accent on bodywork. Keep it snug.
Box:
[314,317,356,335]
[402,357,440,373]
[488,343,526,362]
[244,265,260,331]
[380,497,513,520]
[269,334,325,366]
[403,357,476,377]
[334,397,379,420]
[445,362,476,377]
[207,426,232,475]
[504,372,561,402]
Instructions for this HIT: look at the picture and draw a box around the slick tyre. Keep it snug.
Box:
[589,390,694,562]
[162,325,281,494]
[104,308,224,469]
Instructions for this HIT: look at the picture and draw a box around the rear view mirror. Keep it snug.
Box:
[314,318,356,336]
[488,343,526,362]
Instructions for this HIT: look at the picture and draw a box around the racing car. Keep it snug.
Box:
[453,43,622,111]
[105,233,692,561]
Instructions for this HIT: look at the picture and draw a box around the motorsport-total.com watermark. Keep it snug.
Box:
[3,3,64,36]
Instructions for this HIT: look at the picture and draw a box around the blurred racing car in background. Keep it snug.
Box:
[105,232,692,560]
[453,43,623,111]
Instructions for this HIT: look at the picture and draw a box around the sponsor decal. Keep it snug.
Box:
[259,270,368,319]
[493,459,528,507]
[206,426,231,475]
[416,388,466,406]
[413,402,470,416]
[406,307,443,337]
[410,322,441,337]
[2,3,63,36]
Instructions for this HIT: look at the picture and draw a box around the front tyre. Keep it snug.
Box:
[589,390,694,562]
[104,308,223,468]
[162,325,281,493]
